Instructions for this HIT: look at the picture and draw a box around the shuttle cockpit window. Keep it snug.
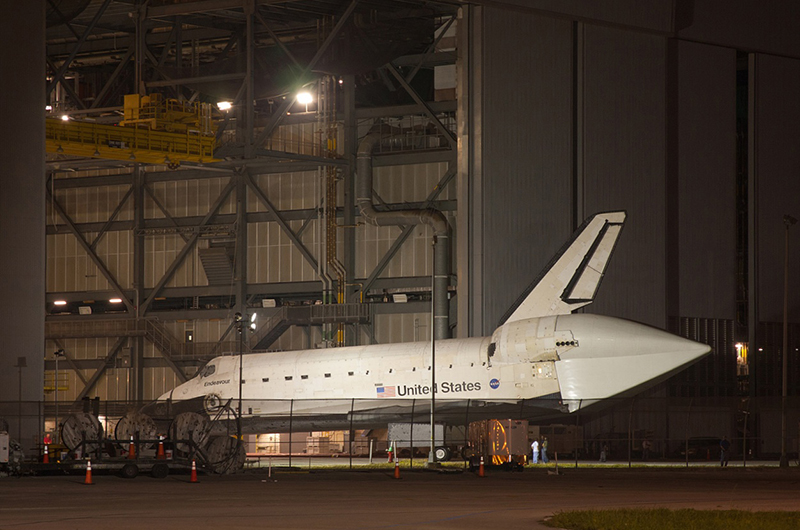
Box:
[197,363,216,379]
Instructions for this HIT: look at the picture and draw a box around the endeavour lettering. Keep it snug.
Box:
[204,379,231,387]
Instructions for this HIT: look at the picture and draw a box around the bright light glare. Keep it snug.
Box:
[109,298,123,304]
[217,101,232,111]
[60,114,69,121]
[296,91,313,105]
[250,312,257,322]
[45,105,52,111]
[53,300,67,306]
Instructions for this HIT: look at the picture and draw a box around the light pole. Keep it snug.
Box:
[780,214,796,469]
[428,236,437,466]
[54,349,65,443]
[234,312,257,443]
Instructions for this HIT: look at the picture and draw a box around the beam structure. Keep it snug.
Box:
[46,186,136,313]
[251,0,361,149]
[42,0,461,404]
[140,177,236,313]
[74,337,127,402]
[243,169,319,271]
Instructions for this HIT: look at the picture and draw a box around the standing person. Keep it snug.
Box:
[642,439,651,461]
[541,437,549,464]
[600,443,608,462]
[719,436,730,467]
[531,439,539,464]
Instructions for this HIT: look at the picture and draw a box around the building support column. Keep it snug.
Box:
[0,1,45,454]
[235,170,248,315]
[132,165,146,401]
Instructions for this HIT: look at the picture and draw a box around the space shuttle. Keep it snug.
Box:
[144,211,711,445]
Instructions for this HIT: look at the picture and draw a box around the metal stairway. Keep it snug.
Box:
[198,246,235,285]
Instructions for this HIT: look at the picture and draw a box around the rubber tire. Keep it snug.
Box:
[434,447,451,462]
[120,463,139,479]
[150,463,169,479]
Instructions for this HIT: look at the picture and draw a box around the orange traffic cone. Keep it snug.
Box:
[190,459,199,483]
[478,456,485,478]
[393,459,400,479]
[128,435,136,460]
[84,460,94,485]
[157,436,165,460]
[43,444,49,464]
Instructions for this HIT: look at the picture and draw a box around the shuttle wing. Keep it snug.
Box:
[500,211,626,324]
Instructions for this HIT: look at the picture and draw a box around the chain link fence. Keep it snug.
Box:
[1,395,798,468]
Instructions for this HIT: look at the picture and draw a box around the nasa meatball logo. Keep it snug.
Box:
[489,378,500,390]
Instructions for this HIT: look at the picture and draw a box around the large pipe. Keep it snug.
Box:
[357,127,450,339]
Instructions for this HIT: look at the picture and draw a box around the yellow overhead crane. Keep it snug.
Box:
[46,94,220,165]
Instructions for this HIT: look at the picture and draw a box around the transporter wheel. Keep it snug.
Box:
[150,463,169,479]
[434,447,451,462]
[120,463,139,479]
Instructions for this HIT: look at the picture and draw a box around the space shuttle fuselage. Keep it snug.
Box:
[150,211,711,433]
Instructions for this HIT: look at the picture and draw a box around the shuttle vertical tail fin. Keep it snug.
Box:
[500,211,626,325]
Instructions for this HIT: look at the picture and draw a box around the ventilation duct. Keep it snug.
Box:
[357,126,450,339]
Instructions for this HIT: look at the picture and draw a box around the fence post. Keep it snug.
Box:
[628,398,634,468]
[288,399,293,468]
[685,398,693,468]
[349,398,354,470]
[464,399,471,469]
[574,399,582,469]
[410,399,415,469]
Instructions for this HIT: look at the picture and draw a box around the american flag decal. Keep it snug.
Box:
[376,386,396,398]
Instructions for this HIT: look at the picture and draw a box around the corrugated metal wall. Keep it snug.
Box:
[579,25,667,327]
[752,54,800,323]
[473,9,574,335]
[676,41,737,319]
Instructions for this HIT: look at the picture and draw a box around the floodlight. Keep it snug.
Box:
[109,298,123,304]
[60,114,69,121]
[217,101,232,111]
[53,300,67,306]
[296,91,313,105]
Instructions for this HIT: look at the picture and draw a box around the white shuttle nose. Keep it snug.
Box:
[554,314,711,410]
